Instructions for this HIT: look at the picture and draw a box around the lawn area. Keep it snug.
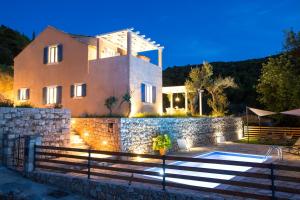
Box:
[235,137,295,146]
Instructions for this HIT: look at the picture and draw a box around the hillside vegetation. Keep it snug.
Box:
[0,25,30,100]
[163,57,271,114]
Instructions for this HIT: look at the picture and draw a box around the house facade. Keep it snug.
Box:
[14,26,163,117]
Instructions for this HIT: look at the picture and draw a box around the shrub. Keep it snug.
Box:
[0,97,13,107]
[104,96,118,116]
[53,103,63,109]
[152,134,172,151]
[15,102,34,108]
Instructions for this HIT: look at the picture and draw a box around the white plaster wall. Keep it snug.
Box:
[129,56,162,116]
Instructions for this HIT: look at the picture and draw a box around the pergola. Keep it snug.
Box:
[162,86,188,113]
[96,28,164,67]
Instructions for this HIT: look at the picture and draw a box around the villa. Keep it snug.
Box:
[13,26,163,117]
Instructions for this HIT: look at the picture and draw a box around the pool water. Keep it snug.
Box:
[145,151,269,188]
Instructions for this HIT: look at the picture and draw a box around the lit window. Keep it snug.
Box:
[145,84,152,103]
[141,83,156,104]
[47,86,57,104]
[71,83,86,98]
[19,88,29,101]
[75,85,82,97]
[48,45,58,63]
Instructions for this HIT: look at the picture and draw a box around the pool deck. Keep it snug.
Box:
[171,142,300,165]
[33,142,300,199]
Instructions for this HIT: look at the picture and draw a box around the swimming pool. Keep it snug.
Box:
[145,151,269,188]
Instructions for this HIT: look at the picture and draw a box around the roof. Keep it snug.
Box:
[162,86,187,94]
[97,28,163,53]
[47,26,163,53]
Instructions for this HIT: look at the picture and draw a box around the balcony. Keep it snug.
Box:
[88,28,163,68]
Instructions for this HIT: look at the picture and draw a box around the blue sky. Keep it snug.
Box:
[1,0,300,68]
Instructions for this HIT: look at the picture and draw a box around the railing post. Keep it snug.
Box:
[270,163,275,200]
[24,136,41,174]
[162,155,166,191]
[87,148,91,179]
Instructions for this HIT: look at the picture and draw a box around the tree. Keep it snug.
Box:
[0,68,13,100]
[257,29,300,112]
[118,91,132,117]
[257,54,300,111]
[185,62,213,114]
[185,62,237,116]
[0,25,30,65]
[207,76,237,116]
[104,96,118,116]
[284,29,300,57]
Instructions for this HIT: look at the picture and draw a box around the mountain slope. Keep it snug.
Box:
[0,25,30,66]
[163,57,273,114]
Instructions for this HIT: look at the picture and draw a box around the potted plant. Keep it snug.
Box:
[153,134,172,155]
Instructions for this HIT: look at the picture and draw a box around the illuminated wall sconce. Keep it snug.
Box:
[71,119,76,125]
[102,140,108,145]
[83,131,89,137]
[175,96,180,102]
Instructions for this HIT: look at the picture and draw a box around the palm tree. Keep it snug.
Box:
[118,91,132,117]
[104,96,118,116]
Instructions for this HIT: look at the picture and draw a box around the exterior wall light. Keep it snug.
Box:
[83,131,89,137]
[102,140,108,145]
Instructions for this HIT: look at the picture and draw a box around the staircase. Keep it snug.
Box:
[70,131,89,149]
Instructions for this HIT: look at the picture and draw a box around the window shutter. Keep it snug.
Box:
[42,87,47,104]
[152,86,156,103]
[70,85,74,98]
[82,84,87,97]
[56,86,62,104]
[43,47,48,64]
[26,89,30,100]
[58,44,63,62]
[141,83,145,102]
[17,89,20,100]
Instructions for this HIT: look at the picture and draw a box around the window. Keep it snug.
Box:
[44,44,63,64]
[141,83,156,104]
[71,83,86,98]
[43,86,62,105]
[18,88,29,101]
[47,86,57,104]
[48,45,58,63]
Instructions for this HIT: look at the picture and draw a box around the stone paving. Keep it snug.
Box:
[0,166,87,200]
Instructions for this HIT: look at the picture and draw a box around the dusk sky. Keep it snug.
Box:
[1,0,300,68]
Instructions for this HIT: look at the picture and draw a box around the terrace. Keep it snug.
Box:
[87,28,163,67]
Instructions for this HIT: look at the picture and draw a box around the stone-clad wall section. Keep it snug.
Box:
[71,118,120,151]
[0,107,70,163]
[120,117,243,153]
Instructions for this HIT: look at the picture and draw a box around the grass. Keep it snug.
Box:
[235,137,295,146]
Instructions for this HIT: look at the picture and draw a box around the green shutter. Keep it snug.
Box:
[58,44,63,62]
[56,86,62,104]
[82,84,87,97]
[42,87,47,104]
[43,47,48,64]
[152,86,156,103]
[26,89,30,100]
[141,83,145,102]
[70,85,74,98]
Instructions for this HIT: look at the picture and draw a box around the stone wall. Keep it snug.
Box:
[0,107,70,163]
[71,118,120,151]
[27,171,211,200]
[120,117,243,153]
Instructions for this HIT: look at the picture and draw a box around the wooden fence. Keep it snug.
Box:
[244,126,300,139]
[34,145,300,200]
